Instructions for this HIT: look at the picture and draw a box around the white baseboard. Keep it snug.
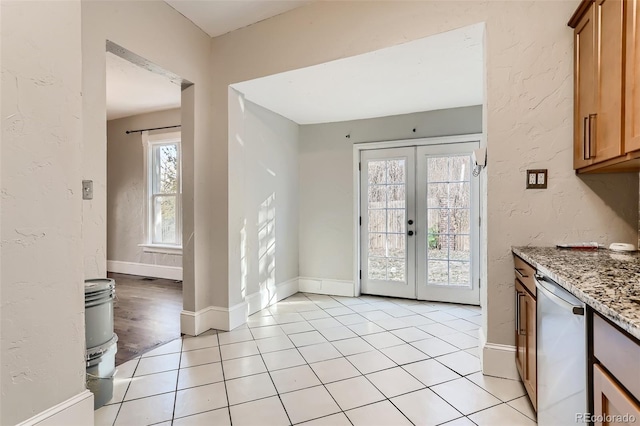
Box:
[182,278,300,335]
[246,277,299,316]
[180,301,246,335]
[107,260,182,281]
[479,327,519,380]
[17,390,93,426]
[299,277,354,297]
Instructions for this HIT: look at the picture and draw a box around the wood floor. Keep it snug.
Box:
[108,272,182,365]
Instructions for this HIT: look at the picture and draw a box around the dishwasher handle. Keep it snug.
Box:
[535,274,585,316]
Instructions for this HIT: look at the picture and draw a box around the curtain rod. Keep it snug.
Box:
[125,125,181,134]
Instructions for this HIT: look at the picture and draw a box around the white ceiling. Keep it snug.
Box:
[232,23,484,125]
[165,0,312,37]
[106,52,181,120]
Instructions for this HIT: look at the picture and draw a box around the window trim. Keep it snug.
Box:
[142,130,183,252]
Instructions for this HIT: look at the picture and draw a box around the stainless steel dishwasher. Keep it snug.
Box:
[535,272,587,426]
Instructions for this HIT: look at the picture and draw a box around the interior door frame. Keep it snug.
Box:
[353,133,483,298]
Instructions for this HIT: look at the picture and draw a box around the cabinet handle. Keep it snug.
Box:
[515,268,528,278]
[515,291,521,333]
[583,116,589,160]
[589,113,597,159]
[517,293,526,336]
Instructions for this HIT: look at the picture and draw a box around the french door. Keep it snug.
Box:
[360,142,480,305]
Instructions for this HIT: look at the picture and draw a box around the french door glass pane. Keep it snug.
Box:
[425,154,472,288]
[366,158,407,282]
[369,233,386,257]
[387,209,405,233]
[368,257,387,280]
[153,195,177,244]
[450,261,471,286]
[368,186,386,208]
[368,210,386,233]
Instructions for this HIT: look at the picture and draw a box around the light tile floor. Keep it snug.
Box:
[95,293,537,426]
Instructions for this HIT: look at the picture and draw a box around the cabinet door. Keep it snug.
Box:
[595,0,625,161]
[524,289,537,410]
[593,364,640,426]
[515,280,537,410]
[575,3,597,169]
[626,0,640,152]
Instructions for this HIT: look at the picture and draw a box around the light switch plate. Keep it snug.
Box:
[526,169,547,189]
[82,180,93,200]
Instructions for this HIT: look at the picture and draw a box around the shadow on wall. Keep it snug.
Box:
[578,173,639,233]
[258,193,277,307]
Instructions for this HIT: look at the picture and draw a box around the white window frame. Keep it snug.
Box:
[140,130,182,254]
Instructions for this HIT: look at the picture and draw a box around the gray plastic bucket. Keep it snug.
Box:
[86,334,118,410]
[84,278,115,348]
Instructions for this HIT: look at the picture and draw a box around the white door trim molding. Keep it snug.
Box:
[107,260,182,281]
[353,133,483,299]
[17,390,94,426]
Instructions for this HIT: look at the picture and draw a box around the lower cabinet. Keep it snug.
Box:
[514,255,537,411]
[593,364,640,426]
[592,312,640,425]
[515,279,537,410]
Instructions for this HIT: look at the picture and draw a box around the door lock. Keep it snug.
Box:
[408,220,414,225]
[408,230,414,236]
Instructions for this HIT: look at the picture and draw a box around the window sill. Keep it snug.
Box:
[139,244,183,255]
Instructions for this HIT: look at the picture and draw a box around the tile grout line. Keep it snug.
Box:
[213,332,234,426]
[254,325,296,425]
[169,336,184,425]
[109,355,142,426]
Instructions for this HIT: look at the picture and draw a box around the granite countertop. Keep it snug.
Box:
[512,246,640,340]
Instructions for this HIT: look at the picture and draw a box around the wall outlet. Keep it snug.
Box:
[526,169,547,189]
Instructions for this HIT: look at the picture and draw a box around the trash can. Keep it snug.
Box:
[84,278,115,348]
[86,334,118,409]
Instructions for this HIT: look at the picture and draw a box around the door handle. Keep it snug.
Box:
[407,230,414,236]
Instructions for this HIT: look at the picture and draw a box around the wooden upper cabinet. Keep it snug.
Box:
[570,0,634,172]
[574,2,597,169]
[626,0,640,152]
[595,0,625,161]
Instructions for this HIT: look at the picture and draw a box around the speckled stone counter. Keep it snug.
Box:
[512,246,640,341]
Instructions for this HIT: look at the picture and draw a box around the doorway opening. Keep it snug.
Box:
[229,22,486,315]
[105,44,185,364]
[357,136,481,305]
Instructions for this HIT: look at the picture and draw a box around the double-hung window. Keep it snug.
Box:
[142,131,182,252]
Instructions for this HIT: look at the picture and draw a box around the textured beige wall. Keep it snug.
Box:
[213,0,638,345]
[1,1,86,423]
[228,92,299,301]
[82,1,213,312]
[107,109,182,268]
